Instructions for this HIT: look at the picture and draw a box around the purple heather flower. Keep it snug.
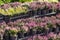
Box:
[10,2,21,7]
[21,25,29,32]
[5,27,10,30]
[1,4,11,9]
[40,22,47,28]
[57,33,60,38]
[27,36,32,40]
[26,21,37,29]
[33,35,37,40]
[43,36,48,40]
[38,35,43,40]
[56,19,60,25]
[56,13,60,19]
[47,32,57,39]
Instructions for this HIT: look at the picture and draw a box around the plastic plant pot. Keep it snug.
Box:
[44,28,49,35]
[29,29,36,36]
[17,31,25,39]
[0,14,4,20]
[48,28,54,33]
[56,24,60,34]
[3,30,10,40]
[55,27,59,34]
[31,10,37,16]
[24,32,29,37]
[56,10,60,13]
[41,9,47,15]
[26,10,33,17]
[49,9,53,13]
[3,35,9,40]
[37,8,41,15]
[9,35,17,40]
[52,28,56,33]
[3,15,10,23]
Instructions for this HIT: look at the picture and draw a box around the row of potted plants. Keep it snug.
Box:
[0,2,29,16]
[0,0,33,5]
[0,13,60,40]
[0,2,60,16]
[27,32,60,40]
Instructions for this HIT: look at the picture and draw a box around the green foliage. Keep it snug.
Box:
[0,0,4,5]
[9,30,17,36]
[19,0,33,3]
[11,0,19,2]
[2,0,11,3]
[47,23,53,28]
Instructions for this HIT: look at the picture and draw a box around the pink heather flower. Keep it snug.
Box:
[33,35,37,40]
[56,14,60,19]
[22,26,29,32]
[47,32,57,39]
[16,19,22,22]
[1,21,6,24]
[40,22,47,28]
[57,33,60,38]
[44,17,49,20]
[28,36,32,40]
[26,21,37,29]
[56,19,60,25]
[8,22,14,25]
[0,29,4,34]
[51,16,56,20]
[10,2,21,7]
[2,4,10,8]
[38,35,43,40]
[43,36,48,40]
[50,19,57,25]
[5,27,10,30]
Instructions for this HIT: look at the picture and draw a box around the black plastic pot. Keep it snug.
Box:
[29,29,36,36]
[48,27,56,33]
[24,32,29,37]
[9,35,17,40]
[48,9,53,13]
[17,32,24,39]
[3,15,10,23]
[3,30,10,40]
[56,24,60,34]
[56,10,60,13]
[0,14,3,19]
[3,35,9,40]
[37,8,41,15]
[41,9,47,15]
[31,10,37,16]
[55,27,59,34]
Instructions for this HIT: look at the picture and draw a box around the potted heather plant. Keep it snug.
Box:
[3,29,10,40]
[29,27,37,36]
[47,22,54,32]
[36,2,41,15]
[41,2,46,15]
[9,28,18,40]
[17,29,25,39]
[29,2,38,16]
[36,26,45,34]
